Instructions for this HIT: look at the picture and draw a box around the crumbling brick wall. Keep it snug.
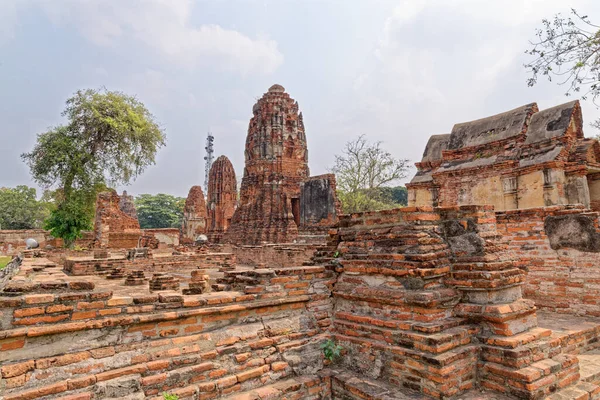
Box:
[142,228,180,248]
[497,204,600,317]
[3,205,597,400]
[298,174,341,236]
[330,205,581,399]
[0,230,49,255]
[228,244,322,268]
[93,190,141,249]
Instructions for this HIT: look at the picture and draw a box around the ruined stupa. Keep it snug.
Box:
[224,84,309,244]
[181,185,208,242]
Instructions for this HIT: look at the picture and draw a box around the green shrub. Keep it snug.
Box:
[320,339,343,362]
[162,393,179,400]
[0,256,11,270]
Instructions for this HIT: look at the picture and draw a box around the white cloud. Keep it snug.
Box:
[40,0,283,75]
[0,0,19,45]
[335,0,600,170]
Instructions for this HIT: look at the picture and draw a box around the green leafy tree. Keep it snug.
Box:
[331,135,410,213]
[525,9,600,131]
[0,186,54,229]
[43,190,95,245]
[377,186,409,206]
[22,88,166,246]
[135,194,186,229]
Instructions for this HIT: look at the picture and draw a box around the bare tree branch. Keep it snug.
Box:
[331,135,410,213]
[525,8,600,115]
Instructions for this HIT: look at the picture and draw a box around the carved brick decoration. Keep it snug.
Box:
[207,155,237,243]
[181,185,208,243]
[225,84,310,244]
[93,190,141,249]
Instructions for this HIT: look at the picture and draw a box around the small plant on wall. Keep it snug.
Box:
[321,339,343,362]
[162,392,179,400]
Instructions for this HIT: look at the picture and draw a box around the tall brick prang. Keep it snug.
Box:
[225,84,310,244]
[207,155,237,243]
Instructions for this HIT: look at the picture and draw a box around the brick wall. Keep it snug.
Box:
[228,244,321,268]
[0,230,49,255]
[330,205,585,399]
[93,191,141,249]
[63,253,235,276]
[496,205,600,316]
[4,205,599,399]
[143,229,180,248]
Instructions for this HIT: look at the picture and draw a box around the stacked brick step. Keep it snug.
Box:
[94,262,115,276]
[217,374,331,400]
[304,247,336,266]
[440,206,588,399]
[182,269,209,295]
[124,270,146,286]
[0,256,337,400]
[332,207,482,398]
[148,273,180,292]
[105,267,126,280]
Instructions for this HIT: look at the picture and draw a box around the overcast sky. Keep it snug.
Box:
[2,0,600,198]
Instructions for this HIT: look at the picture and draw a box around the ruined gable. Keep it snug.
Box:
[447,102,537,150]
[407,100,598,211]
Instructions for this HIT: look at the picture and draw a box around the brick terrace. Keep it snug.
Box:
[3,206,600,399]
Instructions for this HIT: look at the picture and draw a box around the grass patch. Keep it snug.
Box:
[0,256,12,270]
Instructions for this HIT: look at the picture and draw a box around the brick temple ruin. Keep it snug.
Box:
[224,84,341,246]
[6,95,600,400]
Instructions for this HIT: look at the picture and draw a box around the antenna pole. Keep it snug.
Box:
[203,132,215,194]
